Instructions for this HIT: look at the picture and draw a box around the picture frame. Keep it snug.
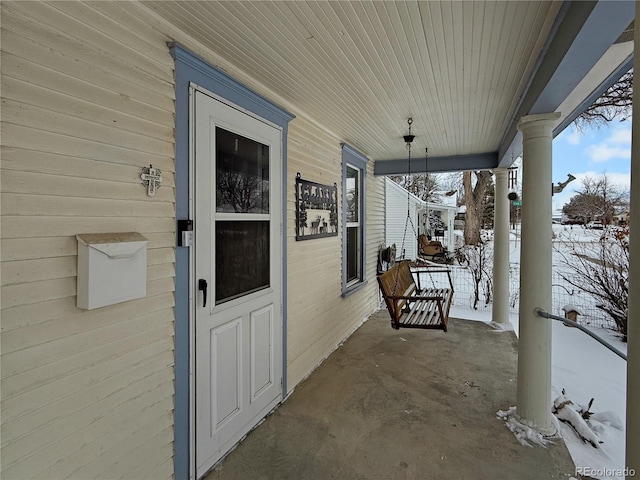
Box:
[295,173,338,240]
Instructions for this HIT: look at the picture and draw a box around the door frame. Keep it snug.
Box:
[171,43,295,480]
[193,89,284,476]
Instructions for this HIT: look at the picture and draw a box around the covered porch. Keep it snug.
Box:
[2,2,638,479]
[203,312,574,480]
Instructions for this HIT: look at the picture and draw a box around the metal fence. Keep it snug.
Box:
[445,265,617,331]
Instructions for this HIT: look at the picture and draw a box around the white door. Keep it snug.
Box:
[194,90,283,477]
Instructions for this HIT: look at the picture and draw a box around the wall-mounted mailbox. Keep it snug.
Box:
[76,232,148,310]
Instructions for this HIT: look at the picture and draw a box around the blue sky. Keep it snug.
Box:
[551,119,632,212]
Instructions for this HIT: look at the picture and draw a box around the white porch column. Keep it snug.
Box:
[492,168,510,325]
[516,112,560,434]
[626,3,640,475]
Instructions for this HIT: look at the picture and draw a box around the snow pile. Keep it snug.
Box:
[551,321,626,479]
[552,389,602,448]
[496,407,555,447]
[497,390,626,479]
[487,321,515,332]
[590,410,624,431]
[554,392,626,480]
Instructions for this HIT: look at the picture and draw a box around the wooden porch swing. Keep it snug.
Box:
[377,119,454,331]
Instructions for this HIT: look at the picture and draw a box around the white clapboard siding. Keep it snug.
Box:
[2,292,175,356]
[1,169,173,200]
[0,244,172,281]
[0,236,79,262]
[1,2,175,479]
[2,2,391,477]
[3,363,174,479]
[1,215,176,239]
[3,123,175,172]
[385,177,422,260]
[3,99,174,158]
[366,161,387,279]
[0,234,174,264]
[1,147,171,184]
[285,117,385,388]
[2,53,174,130]
[2,193,175,218]
[2,77,175,143]
[2,345,174,453]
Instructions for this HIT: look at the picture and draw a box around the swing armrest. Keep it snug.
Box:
[411,266,455,291]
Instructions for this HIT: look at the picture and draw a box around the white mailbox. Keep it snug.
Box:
[76,232,148,310]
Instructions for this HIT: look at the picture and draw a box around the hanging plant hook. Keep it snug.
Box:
[404,117,415,145]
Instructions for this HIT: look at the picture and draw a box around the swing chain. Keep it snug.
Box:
[399,118,416,261]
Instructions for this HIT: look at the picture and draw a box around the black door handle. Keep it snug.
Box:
[198,279,208,307]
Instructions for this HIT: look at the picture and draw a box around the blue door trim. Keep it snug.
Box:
[169,42,294,480]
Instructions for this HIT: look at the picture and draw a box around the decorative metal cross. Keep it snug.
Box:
[140,164,162,197]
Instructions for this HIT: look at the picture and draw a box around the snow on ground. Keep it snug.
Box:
[448,225,627,479]
[551,320,627,479]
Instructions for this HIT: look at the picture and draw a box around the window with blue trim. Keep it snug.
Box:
[342,144,368,295]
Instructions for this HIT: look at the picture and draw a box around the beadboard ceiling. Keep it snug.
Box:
[143,1,633,170]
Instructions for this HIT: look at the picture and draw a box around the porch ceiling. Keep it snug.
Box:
[143,1,633,172]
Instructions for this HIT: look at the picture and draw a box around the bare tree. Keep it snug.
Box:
[562,174,629,225]
[389,173,440,202]
[457,231,493,309]
[555,227,629,340]
[439,172,464,197]
[217,171,266,213]
[562,193,603,225]
[463,171,493,245]
[574,70,632,130]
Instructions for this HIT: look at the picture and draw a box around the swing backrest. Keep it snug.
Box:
[377,261,416,323]
[418,234,445,256]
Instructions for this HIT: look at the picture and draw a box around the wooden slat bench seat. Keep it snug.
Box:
[377,260,453,331]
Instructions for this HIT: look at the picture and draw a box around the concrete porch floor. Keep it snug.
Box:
[205,311,575,480]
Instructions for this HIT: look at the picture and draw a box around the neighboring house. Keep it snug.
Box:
[420,191,459,253]
[455,204,467,231]
[385,178,457,259]
[613,207,630,226]
[1,2,636,480]
[385,177,423,260]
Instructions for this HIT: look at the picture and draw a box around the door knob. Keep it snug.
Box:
[198,279,208,307]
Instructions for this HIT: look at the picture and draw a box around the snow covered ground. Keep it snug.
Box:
[448,225,628,479]
[552,320,627,479]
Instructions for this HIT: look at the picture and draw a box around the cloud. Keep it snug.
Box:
[584,126,631,163]
[572,171,630,191]
[585,144,630,163]
[558,126,582,146]
[566,129,582,146]
[601,172,631,191]
[609,127,631,145]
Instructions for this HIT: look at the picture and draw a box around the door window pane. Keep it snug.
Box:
[216,127,269,213]
[215,221,270,303]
